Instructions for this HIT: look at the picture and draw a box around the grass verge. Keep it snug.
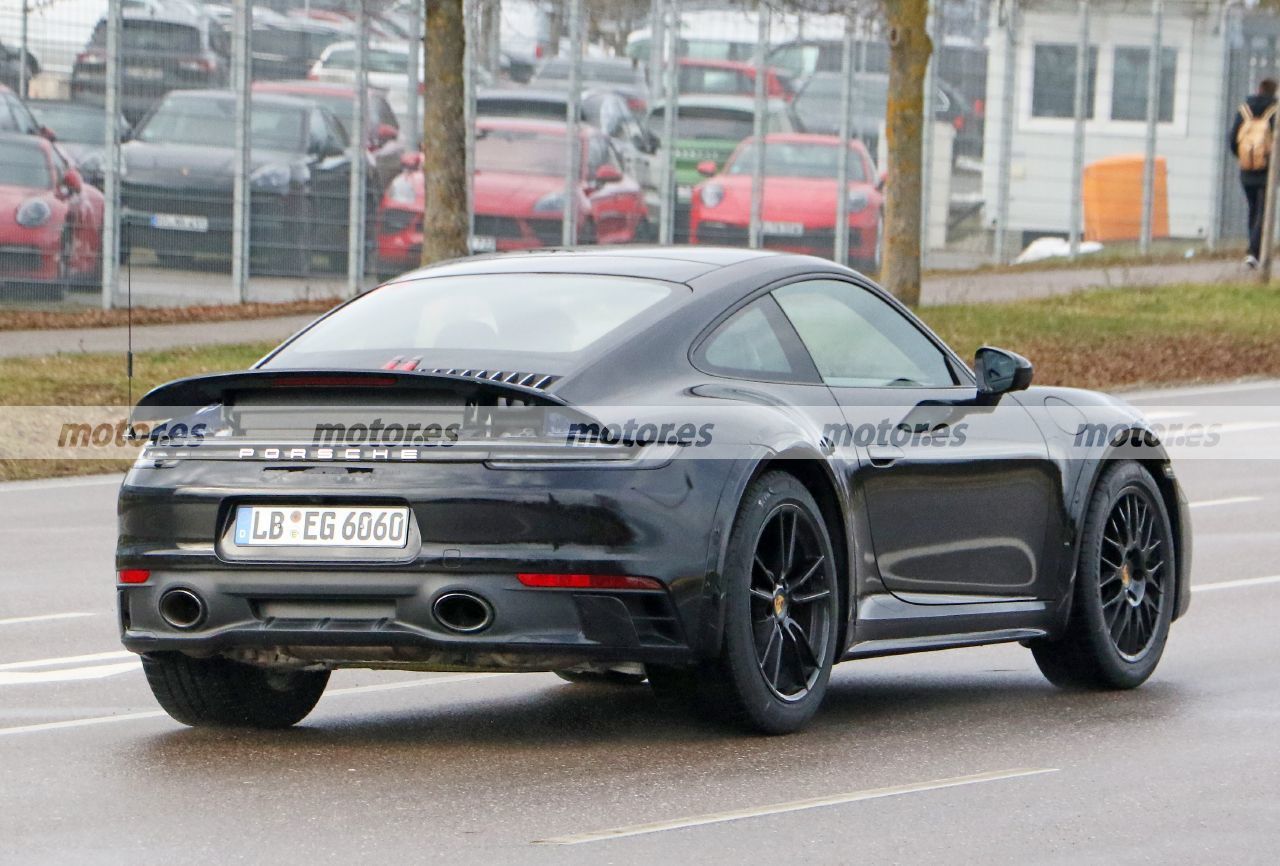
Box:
[1,281,1277,481]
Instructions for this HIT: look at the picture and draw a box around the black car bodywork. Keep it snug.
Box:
[119,248,1191,730]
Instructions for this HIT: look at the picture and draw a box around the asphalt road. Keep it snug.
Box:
[2,380,1279,865]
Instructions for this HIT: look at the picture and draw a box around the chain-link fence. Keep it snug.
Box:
[0,0,1268,311]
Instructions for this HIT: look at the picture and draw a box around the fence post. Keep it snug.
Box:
[465,0,477,253]
[1140,0,1164,255]
[101,0,123,310]
[648,0,664,110]
[993,0,1018,265]
[231,0,252,303]
[658,0,679,245]
[407,0,422,151]
[834,14,855,267]
[18,0,28,100]
[748,3,771,249]
[1068,0,1089,260]
[563,0,583,246]
[921,0,938,270]
[347,3,368,295]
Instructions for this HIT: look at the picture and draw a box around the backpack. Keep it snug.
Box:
[1238,102,1277,172]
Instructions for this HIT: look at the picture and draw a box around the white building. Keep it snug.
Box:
[982,0,1229,244]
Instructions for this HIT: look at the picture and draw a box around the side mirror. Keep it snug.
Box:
[975,346,1033,397]
[375,122,398,145]
[62,169,83,195]
[400,151,423,170]
[696,159,717,177]
[594,163,623,184]
[320,137,346,158]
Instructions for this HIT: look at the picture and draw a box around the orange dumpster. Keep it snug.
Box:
[1082,155,1169,242]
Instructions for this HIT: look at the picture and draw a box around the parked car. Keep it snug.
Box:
[690,133,882,270]
[71,5,230,123]
[530,56,648,113]
[377,118,648,275]
[200,5,349,81]
[678,58,795,101]
[0,38,39,93]
[0,133,104,298]
[646,95,798,240]
[477,88,657,193]
[253,80,404,190]
[308,40,420,122]
[120,89,373,274]
[26,99,129,189]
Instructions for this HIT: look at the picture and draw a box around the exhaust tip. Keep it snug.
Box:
[433,591,494,634]
[158,588,206,630]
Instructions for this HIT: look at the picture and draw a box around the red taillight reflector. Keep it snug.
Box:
[118,569,150,584]
[517,573,662,591]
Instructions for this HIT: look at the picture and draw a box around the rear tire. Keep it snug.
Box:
[1031,462,1176,689]
[666,472,840,734]
[141,652,329,729]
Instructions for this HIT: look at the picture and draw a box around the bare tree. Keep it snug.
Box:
[881,0,930,304]
[421,0,469,265]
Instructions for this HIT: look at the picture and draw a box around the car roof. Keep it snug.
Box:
[388,246,788,286]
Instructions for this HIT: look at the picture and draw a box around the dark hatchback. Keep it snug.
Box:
[120,248,1190,735]
[120,89,372,273]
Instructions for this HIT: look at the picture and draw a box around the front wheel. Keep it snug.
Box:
[141,652,329,728]
[680,472,840,734]
[1031,462,1176,689]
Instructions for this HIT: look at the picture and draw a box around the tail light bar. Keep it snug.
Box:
[517,573,663,591]
[118,569,150,584]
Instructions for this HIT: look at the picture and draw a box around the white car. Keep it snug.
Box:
[309,39,420,120]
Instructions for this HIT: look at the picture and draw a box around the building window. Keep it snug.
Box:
[1031,43,1098,119]
[1111,47,1177,122]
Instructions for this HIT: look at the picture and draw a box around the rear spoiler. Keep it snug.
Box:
[132,368,568,421]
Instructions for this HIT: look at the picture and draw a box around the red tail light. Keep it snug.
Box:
[118,569,150,584]
[535,43,545,59]
[626,96,647,114]
[517,573,663,591]
[952,114,966,133]
[973,98,986,119]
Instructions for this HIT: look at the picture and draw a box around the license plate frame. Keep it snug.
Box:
[763,221,805,237]
[232,505,411,550]
[150,213,209,233]
[470,235,496,253]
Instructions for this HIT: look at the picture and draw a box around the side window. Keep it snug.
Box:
[325,110,349,148]
[696,299,805,380]
[773,280,956,388]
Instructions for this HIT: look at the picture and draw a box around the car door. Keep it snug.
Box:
[772,277,1067,603]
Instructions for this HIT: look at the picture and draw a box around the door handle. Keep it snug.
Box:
[867,446,904,468]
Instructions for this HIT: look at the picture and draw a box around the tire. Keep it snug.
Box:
[674,472,840,734]
[141,652,329,729]
[1031,461,1176,689]
[554,667,648,686]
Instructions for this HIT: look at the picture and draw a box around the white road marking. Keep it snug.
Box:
[0,661,141,686]
[1188,496,1262,509]
[0,672,511,738]
[0,650,135,671]
[0,474,123,494]
[535,768,1060,845]
[1193,574,1280,593]
[1122,380,1280,401]
[0,612,97,627]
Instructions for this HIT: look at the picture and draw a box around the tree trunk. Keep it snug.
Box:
[882,0,932,305]
[421,0,469,266]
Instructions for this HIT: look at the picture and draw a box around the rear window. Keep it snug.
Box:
[265,274,677,363]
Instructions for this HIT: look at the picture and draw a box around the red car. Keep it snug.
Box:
[689,133,883,271]
[377,118,649,274]
[678,58,795,101]
[0,132,104,295]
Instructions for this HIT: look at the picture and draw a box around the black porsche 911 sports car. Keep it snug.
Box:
[119,247,1190,734]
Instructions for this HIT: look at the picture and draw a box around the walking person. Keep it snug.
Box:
[1230,78,1278,269]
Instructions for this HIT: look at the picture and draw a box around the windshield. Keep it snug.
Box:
[323,47,407,74]
[651,107,753,141]
[137,98,305,151]
[28,105,106,145]
[475,127,575,176]
[265,274,677,362]
[727,142,865,181]
[0,141,51,189]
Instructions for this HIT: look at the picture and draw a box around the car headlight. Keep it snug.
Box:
[15,199,52,228]
[846,189,869,213]
[533,192,564,213]
[250,164,292,192]
[700,183,724,209]
[388,173,416,205]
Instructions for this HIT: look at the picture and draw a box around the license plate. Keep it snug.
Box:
[233,505,410,548]
[470,235,496,253]
[151,213,209,232]
[676,185,692,203]
[126,66,163,80]
[763,221,804,236]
